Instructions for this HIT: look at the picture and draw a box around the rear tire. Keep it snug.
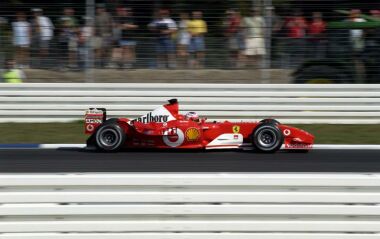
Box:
[95,123,126,152]
[251,123,284,153]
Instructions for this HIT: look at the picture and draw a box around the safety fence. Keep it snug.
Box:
[0,83,380,124]
[2,1,380,83]
[0,173,380,238]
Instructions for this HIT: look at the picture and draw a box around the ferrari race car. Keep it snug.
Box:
[85,99,314,152]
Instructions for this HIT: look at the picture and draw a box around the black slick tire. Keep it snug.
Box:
[95,123,126,152]
[251,123,284,153]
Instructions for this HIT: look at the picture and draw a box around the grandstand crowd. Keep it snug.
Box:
[1,3,380,76]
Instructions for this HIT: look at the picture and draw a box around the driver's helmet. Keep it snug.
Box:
[185,111,200,122]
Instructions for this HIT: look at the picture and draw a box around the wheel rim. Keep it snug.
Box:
[99,129,119,148]
[257,129,277,148]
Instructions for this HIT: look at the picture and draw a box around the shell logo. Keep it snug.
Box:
[185,127,200,141]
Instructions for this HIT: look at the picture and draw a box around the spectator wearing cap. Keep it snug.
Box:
[242,8,266,68]
[187,11,207,68]
[307,12,326,58]
[224,9,245,68]
[31,8,54,67]
[114,7,138,69]
[12,12,31,68]
[94,4,113,67]
[148,9,177,68]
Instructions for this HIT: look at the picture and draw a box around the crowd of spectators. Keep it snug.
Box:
[4,5,380,72]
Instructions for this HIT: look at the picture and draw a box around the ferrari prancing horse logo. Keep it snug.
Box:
[232,125,240,134]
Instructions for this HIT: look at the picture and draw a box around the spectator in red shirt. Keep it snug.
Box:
[224,9,245,68]
[285,9,307,67]
[308,12,326,58]
[287,21,306,38]
[370,10,380,18]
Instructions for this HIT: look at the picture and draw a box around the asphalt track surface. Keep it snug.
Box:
[0,148,380,172]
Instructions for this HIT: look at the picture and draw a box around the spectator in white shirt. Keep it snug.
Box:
[348,9,366,53]
[31,8,54,67]
[148,9,177,68]
[243,8,266,68]
[12,12,31,68]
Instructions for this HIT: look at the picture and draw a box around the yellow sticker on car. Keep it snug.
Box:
[232,125,240,134]
[186,127,200,141]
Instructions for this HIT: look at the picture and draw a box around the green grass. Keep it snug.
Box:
[0,122,87,144]
[0,123,379,144]
[294,124,380,144]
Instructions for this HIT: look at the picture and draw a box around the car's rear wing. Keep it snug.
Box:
[84,108,106,134]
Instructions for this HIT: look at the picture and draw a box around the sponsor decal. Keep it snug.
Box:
[285,143,313,149]
[86,124,95,132]
[132,139,156,147]
[133,112,169,124]
[185,127,200,141]
[86,109,104,115]
[85,118,102,124]
[131,105,176,124]
[232,125,240,134]
[206,133,244,148]
[163,128,184,147]
[283,129,291,136]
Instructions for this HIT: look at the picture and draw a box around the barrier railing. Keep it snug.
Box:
[0,173,380,238]
[0,83,380,123]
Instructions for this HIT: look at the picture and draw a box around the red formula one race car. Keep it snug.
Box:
[85,99,314,153]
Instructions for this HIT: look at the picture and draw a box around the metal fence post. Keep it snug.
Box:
[85,0,95,83]
[263,0,272,83]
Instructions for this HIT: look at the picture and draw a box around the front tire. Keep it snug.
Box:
[252,123,284,153]
[95,123,126,152]
[260,119,280,125]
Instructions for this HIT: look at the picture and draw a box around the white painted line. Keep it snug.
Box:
[39,144,86,149]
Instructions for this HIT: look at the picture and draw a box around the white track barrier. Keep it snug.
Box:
[0,173,380,238]
[0,83,379,123]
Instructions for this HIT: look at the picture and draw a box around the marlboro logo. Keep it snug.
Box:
[133,112,169,124]
[130,105,176,125]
